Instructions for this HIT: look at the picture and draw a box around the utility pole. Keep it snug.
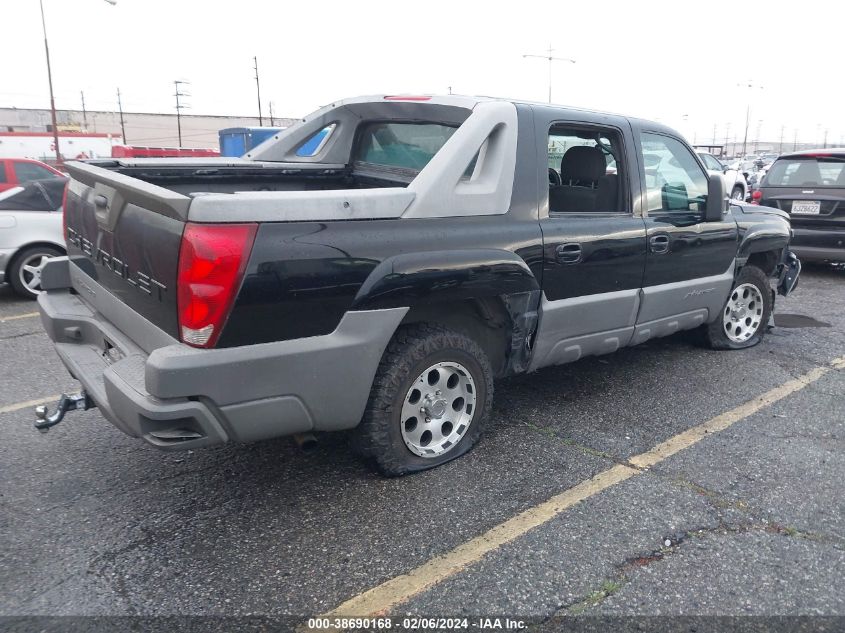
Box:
[523,44,576,104]
[712,123,717,145]
[80,91,88,132]
[117,88,126,143]
[724,122,731,157]
[269,101,275,127]
[38,0,61,165]
[253,56,263,125]
[793,128,798,151]
[753,120,762,153]
[823,128,829,149]
[174,80,190,147]
[779,125,785,153]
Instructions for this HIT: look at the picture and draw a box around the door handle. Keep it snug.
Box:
[649,234,670,254]
[556,243,582,264]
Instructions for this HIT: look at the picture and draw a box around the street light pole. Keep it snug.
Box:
[523,44,575,104]
[38,0,61,165]
[738,80,763,158]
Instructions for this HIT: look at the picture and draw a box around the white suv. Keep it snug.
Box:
[697,151,748,201]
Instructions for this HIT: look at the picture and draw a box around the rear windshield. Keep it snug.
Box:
[765,157,845,187]
[354,122,457,172]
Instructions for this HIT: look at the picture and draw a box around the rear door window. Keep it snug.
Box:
[766,157,845,187]
[0,181,55,211]
[13,161,58,183]
[354,122,457,172]
[547,125,626,213]
[0,161,7,183]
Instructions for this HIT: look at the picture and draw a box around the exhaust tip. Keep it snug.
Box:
[293,432,318,451]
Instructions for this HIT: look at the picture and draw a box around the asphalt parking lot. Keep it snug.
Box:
[1,265,844,628]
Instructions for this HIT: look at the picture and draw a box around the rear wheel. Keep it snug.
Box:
[352,323,493,476]
[9,246,62,300]
[731,185,745,201]
[703,265,772,350]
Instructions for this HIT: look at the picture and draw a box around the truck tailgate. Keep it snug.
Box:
[63,161,188,340]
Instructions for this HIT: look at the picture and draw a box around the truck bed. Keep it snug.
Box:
[84,157,406,195]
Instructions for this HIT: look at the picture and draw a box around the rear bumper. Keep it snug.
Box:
[790,227,845,262]
[38,258,406,450]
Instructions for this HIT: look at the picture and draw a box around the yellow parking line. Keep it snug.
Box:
[321,355,845,620]
[0,311,40,323]
[0,395,61,415]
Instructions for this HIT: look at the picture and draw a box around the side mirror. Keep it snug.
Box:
[705,174,728,221]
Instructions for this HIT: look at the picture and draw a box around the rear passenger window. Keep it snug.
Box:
[0,162,6,183]
[547,125,625,213]
[13,161,57,183]
[641,133,709,215]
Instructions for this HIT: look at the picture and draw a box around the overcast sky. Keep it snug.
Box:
[4,0,844,146]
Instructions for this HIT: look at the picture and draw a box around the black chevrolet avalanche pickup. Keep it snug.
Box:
[34,95,801,475]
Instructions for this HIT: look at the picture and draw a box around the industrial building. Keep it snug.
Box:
[0,107,297,151]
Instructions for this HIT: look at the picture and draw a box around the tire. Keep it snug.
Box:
[352,323,493,476]
[703,265,772,350]
[731,185,745,201]
[9,245,62,300]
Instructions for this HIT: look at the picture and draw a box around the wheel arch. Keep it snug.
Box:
[5,241,66,278]
[736,223,790,277]
[352,249,541,378]
[744,249,781,277]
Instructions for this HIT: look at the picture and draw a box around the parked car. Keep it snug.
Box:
[0,178,67,298]
[0,158,64,193]
[697,151,748,200]
[755,149,845,262]
[34,95,800,475]
[747,162,773,195]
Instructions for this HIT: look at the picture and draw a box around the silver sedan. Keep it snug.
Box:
[0,178,67,299]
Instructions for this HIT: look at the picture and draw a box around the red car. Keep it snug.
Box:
[0,158,64,193]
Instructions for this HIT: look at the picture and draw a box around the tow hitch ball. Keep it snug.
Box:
[34,392,95,433]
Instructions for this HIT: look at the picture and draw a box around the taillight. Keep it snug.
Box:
[177,222,257,348]
[751,190,762,205]
[61,181,70,239]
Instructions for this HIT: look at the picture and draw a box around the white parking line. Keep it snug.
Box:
[0,395,61,415]
[0,311,40,323]
[317,355,845,621]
